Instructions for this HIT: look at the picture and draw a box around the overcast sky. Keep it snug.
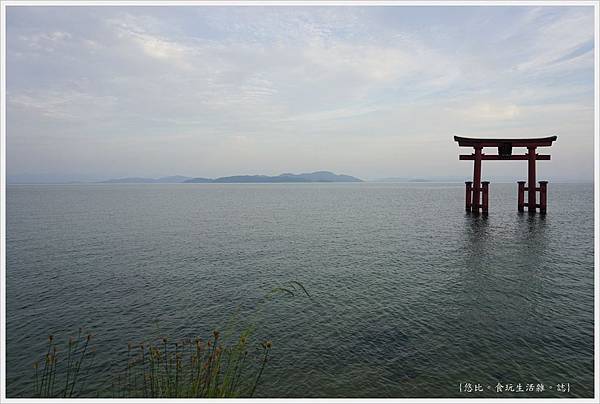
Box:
[6,5,595,182]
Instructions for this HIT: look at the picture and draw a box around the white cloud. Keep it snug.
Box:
[8,89,118,121]
[514,7,594,72]
[19,30,72,52]
[454,103,521,121]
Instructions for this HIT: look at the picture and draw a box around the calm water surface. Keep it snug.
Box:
[6,183,595,397]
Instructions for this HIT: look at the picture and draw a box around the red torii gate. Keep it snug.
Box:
[454,135,557,214]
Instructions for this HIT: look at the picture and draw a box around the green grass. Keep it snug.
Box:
[31,281,310,398]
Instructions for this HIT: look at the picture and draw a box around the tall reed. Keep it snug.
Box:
[33,329,94,398]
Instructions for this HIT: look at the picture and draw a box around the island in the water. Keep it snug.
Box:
[100,171,363,184]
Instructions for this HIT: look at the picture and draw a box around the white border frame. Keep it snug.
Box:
[0,1,598,403]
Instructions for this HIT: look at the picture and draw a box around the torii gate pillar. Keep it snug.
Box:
[527,146,536,211]
[454,136,557,214]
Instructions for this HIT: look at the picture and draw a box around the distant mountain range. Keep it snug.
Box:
[8,173,593,184]
[98,171,363,184]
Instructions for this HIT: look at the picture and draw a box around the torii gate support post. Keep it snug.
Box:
[517,181,525,212]
[481,181,489,214]
[539,181,548,214]
[465,181,472,211]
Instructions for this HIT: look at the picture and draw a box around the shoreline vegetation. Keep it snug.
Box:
[33,330,271,398]
[30,282,311,398]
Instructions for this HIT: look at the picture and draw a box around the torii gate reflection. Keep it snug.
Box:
[454,136,557,214]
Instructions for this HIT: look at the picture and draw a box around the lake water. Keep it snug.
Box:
[5,182,595,397]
